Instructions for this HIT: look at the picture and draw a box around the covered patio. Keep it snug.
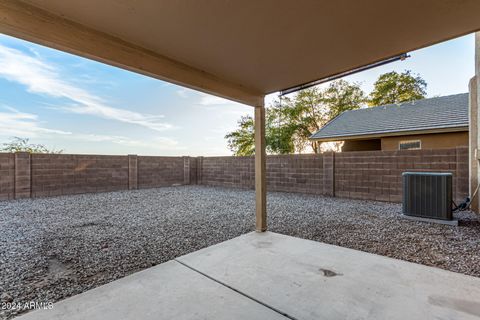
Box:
[1,0,480,319]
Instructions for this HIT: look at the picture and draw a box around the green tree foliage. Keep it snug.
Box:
[225,116,255,156]
[368,70,427,106]
[225,80,365,155]
[266,101,297,154]
[0,137,63,154]
[224,107,297,156]
[324,80,366,119]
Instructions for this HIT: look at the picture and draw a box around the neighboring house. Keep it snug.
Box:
[310,93,469,152]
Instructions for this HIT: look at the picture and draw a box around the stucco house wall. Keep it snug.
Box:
[380,131,468,151]
[338,131,468,152]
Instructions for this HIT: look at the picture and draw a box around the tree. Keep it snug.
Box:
[323,80,366,119]
[225,80,365,155]
[224,106,296,156]
[368,70,427,106]
[289,87,326,153]
[0,137,63,154]
[266,100,297,154]
[225,116,255,156]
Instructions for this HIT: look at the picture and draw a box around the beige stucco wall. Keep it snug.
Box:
[472,32,480,212]
[380,132,468,151]
[469,76,478,212]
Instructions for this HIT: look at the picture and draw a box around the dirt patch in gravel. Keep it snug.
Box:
[0,186,479,319]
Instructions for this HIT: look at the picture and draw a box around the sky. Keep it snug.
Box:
[0,33,475,156]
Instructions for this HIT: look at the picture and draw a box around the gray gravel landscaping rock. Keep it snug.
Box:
[0,185,479,319]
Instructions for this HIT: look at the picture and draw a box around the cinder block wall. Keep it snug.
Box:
[137,156,185,189]
[266,154,324,194]
[199,154,325,194]
[200,156,254,188]
[0,147,469,203]
[334,147,468,203]
[455,147,470,202]
[31,154,129,197]
[199,147,469,203]
[0,153,187,200]
[0,153,14,200]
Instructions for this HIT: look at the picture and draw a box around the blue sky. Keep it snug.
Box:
[0,33,475,156]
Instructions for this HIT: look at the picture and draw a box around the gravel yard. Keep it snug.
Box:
[1,185,479,319]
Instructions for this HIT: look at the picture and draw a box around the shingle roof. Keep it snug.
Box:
[310,93,469,141]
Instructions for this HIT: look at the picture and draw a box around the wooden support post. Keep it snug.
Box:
[255,104,267,232]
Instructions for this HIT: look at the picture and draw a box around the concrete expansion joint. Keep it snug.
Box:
[174,259,298,320]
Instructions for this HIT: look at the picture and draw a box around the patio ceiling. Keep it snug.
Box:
[1,0,480,106]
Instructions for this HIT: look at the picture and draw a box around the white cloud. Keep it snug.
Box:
[196,93,251,118]
[0,44,172,131]
[175,88,190,98]
[199,94,236,106]
[177,89,238,106]
[76,133,181,150]
[0,106,181,151]
[0,106,71,137]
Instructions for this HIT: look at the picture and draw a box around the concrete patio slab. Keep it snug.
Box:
[178,232,480,320]
[16,260,287,320]
[17,231,480,320]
